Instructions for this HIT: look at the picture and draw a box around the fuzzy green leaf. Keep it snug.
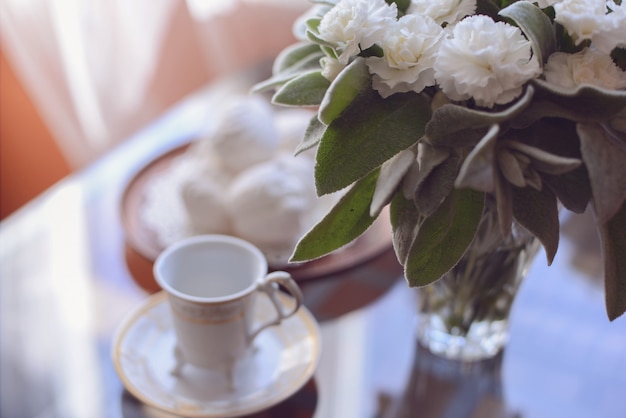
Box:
[318,57,371,125]
[517,118,591,213]
[542,167,591,214]
[414,152,461,218]
[371,148,415,217]
[273,42,323,76]
[495,168,514,237]
[402,143,449,198]
[295,115,326,156]
[315,88,430,195]
[513,80,626,128]
[511,185,559,265]
[390,191,421,265]
[505,140,581,174]
[272,71,330,107]
[578,123,626,224]
[305,17,321,34]
[426,86,534,148]
[290,169,379,262]
[455,124,500,193]
[405,188,485,287]
[306,22,335,48]
[598,200,626,321]
[500,1,556,66]
[253,51,324,93]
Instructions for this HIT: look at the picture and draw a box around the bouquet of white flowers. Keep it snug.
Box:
[255,0,626,320]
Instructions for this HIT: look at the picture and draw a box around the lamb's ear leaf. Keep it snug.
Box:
[371,149,415,218]
[318,57,371,125]
[290,169,379,262]
[316,89,430,195]
[404,188,484,287]
[295,116,326,156]
[541,166,591,214]
[578,123,626,224]
[272,71,330,107]
[390,191,421,266]
[513,81,626,128]
[499,1,556,66]
[272,42,323,75]
[511,185,559,265]
[598,201,626,321]
[516,118,591,214]
[252,43,324,92]
[427,86,533,148]
[414,152,461,218]
[454,124,499,193]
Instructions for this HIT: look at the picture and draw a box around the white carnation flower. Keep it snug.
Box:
[544,47,626,90]
[366,14,444,98]
[320,55,347,81]
[407,0,476,26]
[434,15,541,108]
[317,0,397,64]
[554,0,626,53]
[591,1,626,53]
[553,0,605,45]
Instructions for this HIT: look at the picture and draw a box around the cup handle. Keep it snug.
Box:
[247,271,303,343]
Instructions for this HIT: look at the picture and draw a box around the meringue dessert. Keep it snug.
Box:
[141,95,335,266]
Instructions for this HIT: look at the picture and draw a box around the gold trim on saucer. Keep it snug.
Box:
[111,291,321,418]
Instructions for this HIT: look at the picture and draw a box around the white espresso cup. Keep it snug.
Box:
[153,234,303,385]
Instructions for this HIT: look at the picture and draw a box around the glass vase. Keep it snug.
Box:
[416,199,540,362]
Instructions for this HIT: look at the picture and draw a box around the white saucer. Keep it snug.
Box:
[112,291,321,417]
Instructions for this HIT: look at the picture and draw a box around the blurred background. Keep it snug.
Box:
[0,0,308,219]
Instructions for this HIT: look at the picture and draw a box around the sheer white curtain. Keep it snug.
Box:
[1,0,307,168]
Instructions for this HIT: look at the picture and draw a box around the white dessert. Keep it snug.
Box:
[180,177,230,235]
[140,95,330,266]
[228,155,317,263]
[203,96,280,175]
